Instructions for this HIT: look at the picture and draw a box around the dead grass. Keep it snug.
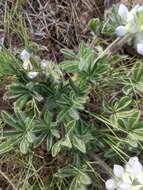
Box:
[0,0,106,61]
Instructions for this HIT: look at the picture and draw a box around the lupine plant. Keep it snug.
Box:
[1,3,143,190]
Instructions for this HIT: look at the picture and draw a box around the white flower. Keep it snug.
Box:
[117,181,131,190]
[116,4,143,55]
[126,157,143,176]
[117,4,139,35]
[105,157,143,190]
[41,60,48,69]
[20,49,30,62]
[116,26,127,37]
[105,179,116,190]
[121,172,132,184]
[137,43,143,55]
[137,173,143,184]
[118,4,129,23]
[113,165,124,178]
[28,72,38,79]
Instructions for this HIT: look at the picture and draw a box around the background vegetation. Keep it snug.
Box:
[0,0,143,190]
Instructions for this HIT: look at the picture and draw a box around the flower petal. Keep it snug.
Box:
[126,157,143,175]
[118,4,129,22]
[116,26,127,37]
[28,72,39,79]
[118,181,131,190]
[20,49,30,62]
[137,5,143,13]
[41,60,48,69]
[136,32,143,44]
[121,173,132,184]
[113,165,124,178]
[126,18,137,33]
[105,179,116,190]
[137,43,143,55]
[130,4,140,15]
[137,172,143,184]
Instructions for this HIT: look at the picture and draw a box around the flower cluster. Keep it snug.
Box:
[20,49,39,79]
[105,157,143,190]
[20,49,62,81]
[116,4,143,55]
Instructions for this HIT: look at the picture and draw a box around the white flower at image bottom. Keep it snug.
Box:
[105,157,143,190]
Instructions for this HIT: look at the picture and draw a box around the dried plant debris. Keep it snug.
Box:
[0,0,105,60]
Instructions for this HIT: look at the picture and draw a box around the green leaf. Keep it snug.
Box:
[1,111,23,130]
[122,85,132,95]
[55,168,76,178]
[79,172,91,185]
[60,60,79,73]
[69,177,78,190]
[115,97,132,111]
[69,108,80,121]
[51,129,60,138]
[61,49,76,58]
[44,110,52,125]
[34,132,47,148]
[66,120,76,133]
[133,62,143,82]
[26,131,36,143]
[72,136,86,153]
[52,142,61,157]
[88,18,100,32]
[0,139,18,154]
[57,108,69,122]
[14,94,29,109]
[20,138,30,154]
[47,135,53,152]
[61,135,72,148]
[1,130,22,137]
[135,82,143,93]
[128,110,141,128]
